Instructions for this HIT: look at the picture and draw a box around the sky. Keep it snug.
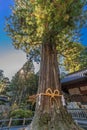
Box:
[0,0,27,80]
[0,0,87,80]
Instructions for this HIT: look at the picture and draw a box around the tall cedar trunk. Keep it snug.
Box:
[27,43,84,130]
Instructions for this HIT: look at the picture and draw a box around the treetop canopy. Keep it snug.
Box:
[6,0,87,53]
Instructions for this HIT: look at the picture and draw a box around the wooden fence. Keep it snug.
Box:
[0,109,87,129]
[0,118,32,129]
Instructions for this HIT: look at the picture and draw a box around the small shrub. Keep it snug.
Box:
[9,109,33,125]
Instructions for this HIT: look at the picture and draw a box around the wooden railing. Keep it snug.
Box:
[0,117,32,129]
[0,109,87,129]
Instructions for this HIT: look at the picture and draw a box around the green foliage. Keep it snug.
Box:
[9,109,33,125]
[59,42,84,73]
[78,47,87,69]
[6,0,87,51]
[9,109,33,118]
[56,31,85,72]
[61,45,87,73]
[5,0,87,73]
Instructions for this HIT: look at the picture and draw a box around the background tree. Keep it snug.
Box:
[0,70,10,95]
[9,60,38,107]
[6,0,87,130]
[0,70,4,80]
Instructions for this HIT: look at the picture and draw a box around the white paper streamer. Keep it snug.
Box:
[61,95,66,106]
[38,94,41,106]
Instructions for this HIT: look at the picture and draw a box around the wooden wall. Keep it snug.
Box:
[62,79,87,103]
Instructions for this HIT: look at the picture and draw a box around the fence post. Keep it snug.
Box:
[23,118,26,126]
[8,118,12,128]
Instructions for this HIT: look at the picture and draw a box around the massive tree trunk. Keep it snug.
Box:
[27,43,84,130]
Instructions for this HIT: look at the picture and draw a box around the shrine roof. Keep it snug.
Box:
[61,68,87,84]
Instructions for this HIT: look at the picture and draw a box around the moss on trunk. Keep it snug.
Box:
[28,106,84,130]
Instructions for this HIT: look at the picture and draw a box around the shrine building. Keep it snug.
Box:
[61,68,87,103]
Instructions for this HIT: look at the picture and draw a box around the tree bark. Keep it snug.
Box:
[26,43,84,130]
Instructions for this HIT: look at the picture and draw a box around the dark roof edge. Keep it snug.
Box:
[65,68,87,77]
[61,77,87,85]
